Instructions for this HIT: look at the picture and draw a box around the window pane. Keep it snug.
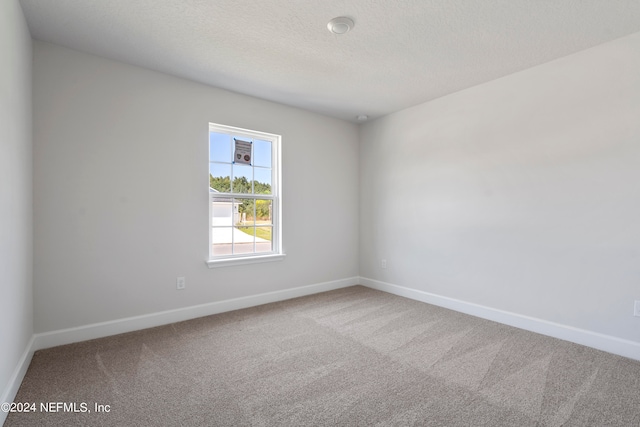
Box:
[255,199,272,225]
[236,198,255,226]
[212,198,233,226]
[254,140,272,167]
[233,226,255,254]
[212,227,233,256]
[210,164,231,192]
[232,164,252,194]
[255,226,273,253]
[254,168,272,195]
[210,132,231,163]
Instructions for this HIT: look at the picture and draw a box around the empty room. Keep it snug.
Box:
[2,0,640,425]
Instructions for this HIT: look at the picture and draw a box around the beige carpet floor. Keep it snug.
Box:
[5,285,640,426]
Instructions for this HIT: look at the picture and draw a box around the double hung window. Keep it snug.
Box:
[207,123,283,267]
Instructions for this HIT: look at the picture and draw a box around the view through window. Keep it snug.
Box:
[209,123,281,260]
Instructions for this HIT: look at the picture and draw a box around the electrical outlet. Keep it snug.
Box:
[381,259,387,269]
[634,300,640,317]
[177,276,186,290]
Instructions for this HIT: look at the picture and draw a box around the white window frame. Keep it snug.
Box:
[206,123,284,268]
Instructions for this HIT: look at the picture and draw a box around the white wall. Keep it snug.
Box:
[0,0,33,411]
[33,42,359,333]
[360,32,640,344]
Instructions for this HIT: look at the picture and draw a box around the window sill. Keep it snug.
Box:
[206,253,286,269]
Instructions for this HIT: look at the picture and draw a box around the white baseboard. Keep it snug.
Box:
[360,277,640,362]
[0,336,36,426]
[33,276,359,351]
[10,273,635,422]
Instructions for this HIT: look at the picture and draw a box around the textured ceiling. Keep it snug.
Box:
[18,0,640,122]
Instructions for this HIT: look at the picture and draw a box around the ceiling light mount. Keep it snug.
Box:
[327,17,354,35]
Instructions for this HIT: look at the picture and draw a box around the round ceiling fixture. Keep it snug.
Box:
[327,17,354,35]
[357,115,368,121]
